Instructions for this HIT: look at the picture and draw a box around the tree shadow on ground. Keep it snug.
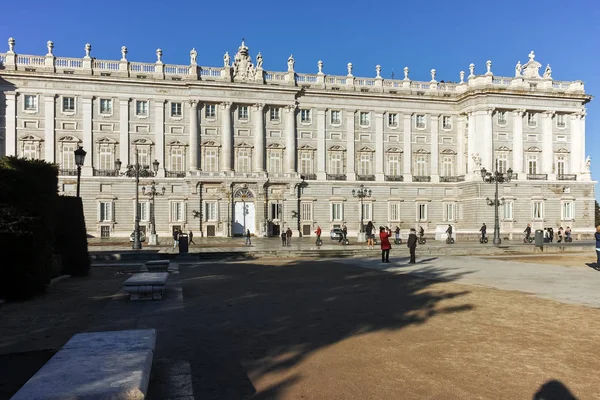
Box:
[174,258,473,399]
[533,379,579,400]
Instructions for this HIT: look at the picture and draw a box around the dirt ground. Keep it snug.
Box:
[487,253,597,268]
[1,258,599,399]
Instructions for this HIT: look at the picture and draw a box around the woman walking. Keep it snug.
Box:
[379,226,391,263]
[366,221,374,249]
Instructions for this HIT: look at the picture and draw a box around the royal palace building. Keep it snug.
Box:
[0,38,595,241]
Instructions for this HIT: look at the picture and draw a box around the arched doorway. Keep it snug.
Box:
[233,187,256,236]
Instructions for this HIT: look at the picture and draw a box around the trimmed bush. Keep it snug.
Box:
[55,196,90,277]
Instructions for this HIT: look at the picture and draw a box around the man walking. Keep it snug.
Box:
[407,228,418,264]
[286,228,292,246]
[173,229,179,249]
[281,230,287,246]
[188,230,195,245]
[245,229,251,245]
[479,223,486,242]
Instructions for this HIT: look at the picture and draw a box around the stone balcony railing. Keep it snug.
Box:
[93,169,118,177]
[59,168,78,176]
[557,174,577,181]
[527,174,548,180]
[439,175,466,182]
[384,175,404,182]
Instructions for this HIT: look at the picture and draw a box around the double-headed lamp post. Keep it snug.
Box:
[293,175,308,236]
[74,146,87,198]
[480,159,513,245]
[116,152,159,250]
[352,184,372,241]
[142,177,165,246]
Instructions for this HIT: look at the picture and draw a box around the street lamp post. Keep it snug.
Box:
[352,184,372,242]
[293,175,307,236]
[480,159,513,245]
[142,176,165,246]
[116,151,159,250]
[74,146,87,198]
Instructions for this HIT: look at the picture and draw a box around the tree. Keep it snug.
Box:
[595,200,600,227]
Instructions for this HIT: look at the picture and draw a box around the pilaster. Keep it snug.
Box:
[467,111,476,177]
[220,102,232,171]
[481,107,494,171]
[189,100,199,171]
[82,97,93,176]
[542,111,554,178]
[346,109,356,180]
[579,111,587,177]
[253,103,265,172]
[570,113,580,176]
[317,109,326,180]
[154,101,165,177]
[285,104,297,174]
[375,112,384,181]
[44,95,55,162]
[119,98,130,170]
[512,109,525,175]
[4,92,17,156]
[403,114,412,181]
[456,115,465,175]
[430,114,439,182]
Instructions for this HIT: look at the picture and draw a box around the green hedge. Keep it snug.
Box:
[55,196,90,277]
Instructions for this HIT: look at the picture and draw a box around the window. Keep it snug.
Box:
[497,153,508,173]
[23,142,37,159]
[532,201,544,220]
[442,116,452,129]
[237,148,250,172]
[136,147,150,168]
[415,155,426,176]
[205,202,218,221]
[61,143,76,169]
[503,201,514,220]
[171,102,182,117]
[270,203,282,220]
[389,202,401,221]
[417,203,428,221]
[268,150,282,173]
[270,107,280,121]
[24,95,37,111]
[443,203,456,221]
[137,202,150,222]
[205,148,218,172]
[556,114,566,128]
[330,152,343,174]
[442,156,453,176]
[497,111,507,125]
[359,112,370,126]
[527,155,538,174]
[388,113,398,127]
[527,112,536,127]
[300,109,311,123]
[100,99,113,114]
[205,104,216,118]
[556,155,566,176]
[331,110,341,125]
[171,201,185,222]
[359,153,372,175]
[331,203,343,221]
[99,202,112,222]
[238,106,248,120]
[302,203,313,221]
[170,147,184,171]
[416,114,425,128]
[300,152,313,174]
[361,203,372,221]
[136,100,148,116]
[62,97,75,112]
[388,154,400,175]
[98,144,113,170]
[561,201,573,220]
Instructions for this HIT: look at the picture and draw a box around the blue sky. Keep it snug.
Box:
[2,0,599,198]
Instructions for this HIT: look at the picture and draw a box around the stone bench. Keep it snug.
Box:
[123,272,169,300]
[140,260,178,273]
[11,329,156,400]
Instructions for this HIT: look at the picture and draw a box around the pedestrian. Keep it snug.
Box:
[565,226,572,241]
[549,227,554,243]
[595,225,600,268]
[557,226,564,243]
[314,226,322,244]
[281,230,287,246]
[479,223,487,242]
[379,226,391,263]
[407,228,418,264]
[395,226,400,243]
[188,230,195,245]
[366,221,374,249]
[286,227,292,246]
[172,229,179,249]
[245,229,251,245]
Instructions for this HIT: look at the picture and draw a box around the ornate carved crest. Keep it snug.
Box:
[233,187,254,198]
[522,51,542,79]
[232,40,257,82]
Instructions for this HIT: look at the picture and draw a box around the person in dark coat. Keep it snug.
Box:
[281,230,287,246]
[379,226,391,263]
[286,228,292,246]
[595,225,600,268]
[479,223,487,241]
[407,228,418,264]
[188,230,195,245]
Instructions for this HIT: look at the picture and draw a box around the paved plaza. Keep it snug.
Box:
[1,252,598,399]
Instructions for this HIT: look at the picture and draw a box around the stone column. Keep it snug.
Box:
[119,98,130,169]
[154,100,165,177]
[570,113,580,175]
[285,104,297,174]
[430,114,439,181]
[82,97,93,176]
[189,100,199,171]
[375,112,384,181]
[346,110,355,180]
[456,115,465,175]
[4,92,16,156]
[467,111,475,175]
[44,95,55,162]
[403,114,412,180]
[542,111,554,177]
[317,109,326,180]
[220,102,232,171]
[253,103,265,172]
[512,109,525,175]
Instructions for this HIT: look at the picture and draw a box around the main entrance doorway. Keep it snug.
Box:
[232,187,256,236]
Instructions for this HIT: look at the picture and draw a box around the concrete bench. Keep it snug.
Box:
[140,260,178,273]
[11,329,156,400]
[123,272,169,300]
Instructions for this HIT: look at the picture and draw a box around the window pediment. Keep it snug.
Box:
[556,147,570,153]
[413,148,430,154]
[299,144,316,151]
[329,145,346,151]
[440,149,456,155]
[267,143,285,149]
[58,135,81,143]
[496,146,511,152]
[20,134,42,142]
[202,140,220,147]
[96,137,117,144]
[234,141,253,148]
[386,147,403,153]
[132,138,154,145]
[526,146,542,152]
[168,140,187,147]
[357,145,375,153]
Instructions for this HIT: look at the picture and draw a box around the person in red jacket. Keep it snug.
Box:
[379,226,392,263]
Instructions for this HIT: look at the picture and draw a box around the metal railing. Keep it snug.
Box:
[303,174,317,180]
[527,174,548,180]
[93,169,118,177]
[58,169,78,176]
[440,175,465,182]
[326,174,347,181]
[412,176,431,182]
[557,174,577,181]
[384,175,404,182]
[356,174,375,181]
[165,171,186,178]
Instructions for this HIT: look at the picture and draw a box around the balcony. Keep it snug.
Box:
[557,174,577,181]
[384,175,404,182]
[527,174,548,180]
[93,169,118,177]
[356,174,375,181]
[440,175,465,182]
[326,174,347,181]
[412,176,431,182]
[59,169,78,176]
[303,174,317,181]
[165,170,186,178]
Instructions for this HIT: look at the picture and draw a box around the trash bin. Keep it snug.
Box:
[178,233,189,254]
[534,229,544,247]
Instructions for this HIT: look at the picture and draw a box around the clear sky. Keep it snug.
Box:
[2,0,599,198]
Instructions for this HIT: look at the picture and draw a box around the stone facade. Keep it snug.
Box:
[0,39,595,240]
